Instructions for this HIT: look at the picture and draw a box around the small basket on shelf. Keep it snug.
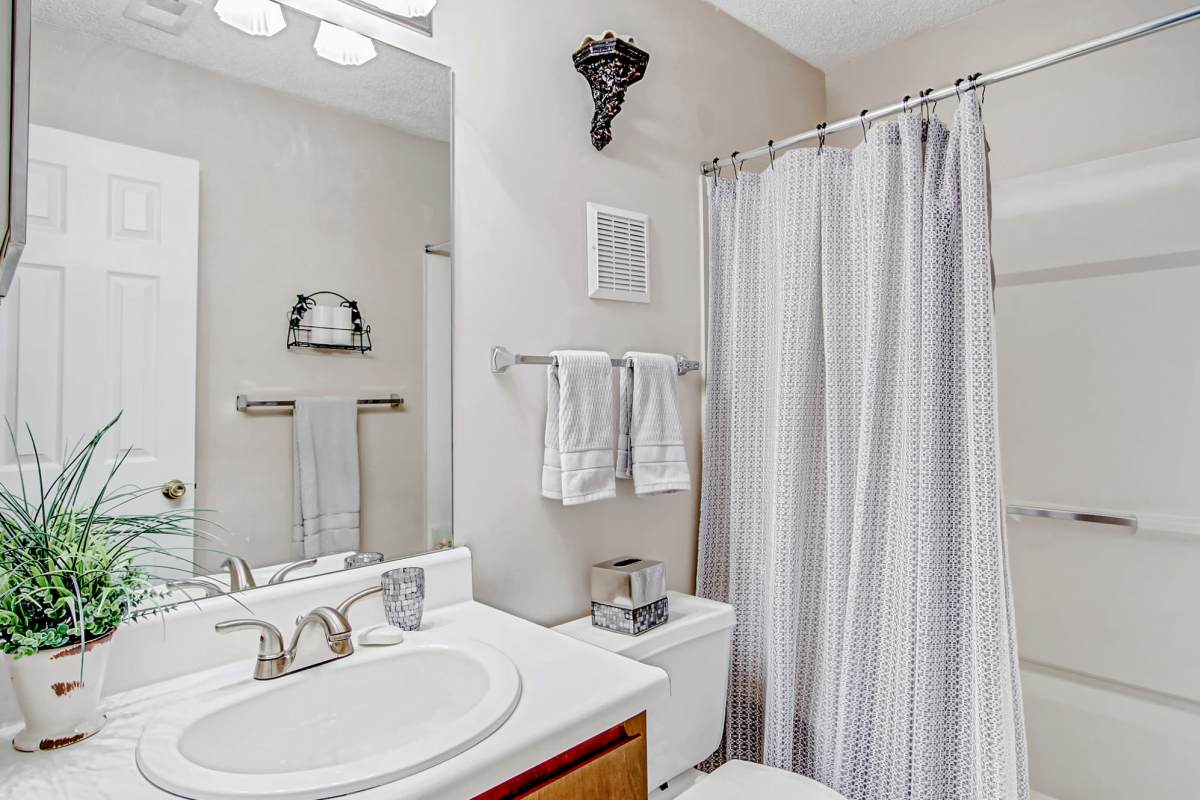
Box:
[287,291,372,354]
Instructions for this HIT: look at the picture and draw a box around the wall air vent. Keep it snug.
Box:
[587,203,649,303]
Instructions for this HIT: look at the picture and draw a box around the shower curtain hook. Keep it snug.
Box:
[971,72,987,104]
[955,77,966,102]
[919,89,931,141]
[902,94,912,114]
[767,140,776,170]
[816,123,827,154]
[730,152,740,179]
[711,156,723,179]
[859,109,870,142]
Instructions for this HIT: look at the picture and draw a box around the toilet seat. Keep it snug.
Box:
[675,760,849,800]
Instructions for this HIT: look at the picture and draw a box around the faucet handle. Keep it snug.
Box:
[215,619,286,659]
[268,558,319,585]
[336,585,383,619]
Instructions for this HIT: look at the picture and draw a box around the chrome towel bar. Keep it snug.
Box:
[491,345,701,376]
[1006,504,1137,531]
[236,394,404,411]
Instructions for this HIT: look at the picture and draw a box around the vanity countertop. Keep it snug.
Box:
[0,599,669,799]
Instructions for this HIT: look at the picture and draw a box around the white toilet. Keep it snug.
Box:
[555,591,847,799]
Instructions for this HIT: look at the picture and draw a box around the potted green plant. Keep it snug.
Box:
[0,416,201,752]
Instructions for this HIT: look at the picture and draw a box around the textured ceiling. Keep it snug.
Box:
[704,0,1002,70]
[33,0,451,141]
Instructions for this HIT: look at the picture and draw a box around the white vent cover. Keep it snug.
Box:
[587,203,649,303]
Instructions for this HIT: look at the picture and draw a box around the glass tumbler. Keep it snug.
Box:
[381,566,425,631]
[344,551,384,569]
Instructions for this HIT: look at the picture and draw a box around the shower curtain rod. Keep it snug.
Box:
[702,4,1200,175]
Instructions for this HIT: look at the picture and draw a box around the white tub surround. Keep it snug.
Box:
[0,548,668,799]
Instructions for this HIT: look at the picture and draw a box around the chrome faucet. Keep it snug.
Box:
[215,585,380,680]
[216,607,351,680]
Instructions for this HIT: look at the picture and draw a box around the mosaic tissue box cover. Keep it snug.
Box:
[590,596,669,635]
[590,556,669,635]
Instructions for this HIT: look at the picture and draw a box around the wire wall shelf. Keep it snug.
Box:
[288,291,372,354]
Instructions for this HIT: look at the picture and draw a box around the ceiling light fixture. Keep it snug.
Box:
[365,0,437,18]
[213,0,287,37]
[313,21,378,66]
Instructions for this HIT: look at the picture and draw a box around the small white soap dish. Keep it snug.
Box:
[357,624,405,647]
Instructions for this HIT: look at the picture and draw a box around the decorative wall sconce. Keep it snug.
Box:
[572,32,650,151]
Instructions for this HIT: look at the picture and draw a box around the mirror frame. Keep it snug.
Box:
[0,0,28,301]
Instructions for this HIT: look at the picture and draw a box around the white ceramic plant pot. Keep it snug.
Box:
[5,630,115,752]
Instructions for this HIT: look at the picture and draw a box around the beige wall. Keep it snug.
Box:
[427,0,823,625]
[823,2,1200,798]
[31,23,452,571]
[824,0,1200,177]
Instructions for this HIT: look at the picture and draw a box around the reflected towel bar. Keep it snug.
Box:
[236,394,404,411]
[1006,504,1137,531]
[491,345,701,376]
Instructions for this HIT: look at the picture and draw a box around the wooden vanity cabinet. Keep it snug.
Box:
[473,712,647,800]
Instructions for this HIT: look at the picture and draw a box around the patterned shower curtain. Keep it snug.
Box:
[698,94,1028,800]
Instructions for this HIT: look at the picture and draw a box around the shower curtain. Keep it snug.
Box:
[698,95,1028,800]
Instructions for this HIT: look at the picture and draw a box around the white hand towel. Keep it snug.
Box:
[617,352,691,496]
[292,397,360,558]
[542,350,616,506]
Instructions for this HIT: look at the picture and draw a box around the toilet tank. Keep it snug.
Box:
[554,591,735,788]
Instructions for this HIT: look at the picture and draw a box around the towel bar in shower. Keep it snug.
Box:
[490,345,701,376]
[1006,504,1137,531]
[236,394,404,411]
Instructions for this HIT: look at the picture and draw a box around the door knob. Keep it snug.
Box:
[162,480,187,500]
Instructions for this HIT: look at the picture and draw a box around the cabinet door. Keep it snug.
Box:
[476,712,647,800]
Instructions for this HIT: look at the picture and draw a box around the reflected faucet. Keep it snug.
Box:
[165,578,225,598]
[221,556,257,591]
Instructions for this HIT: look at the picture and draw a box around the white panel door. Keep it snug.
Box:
[0,125,199,578]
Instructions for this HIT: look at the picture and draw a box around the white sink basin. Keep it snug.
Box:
[136,640,521,800]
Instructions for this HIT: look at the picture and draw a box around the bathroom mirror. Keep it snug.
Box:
[0,0,29,301]
[0,0,452,608]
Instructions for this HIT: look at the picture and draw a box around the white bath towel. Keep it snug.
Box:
[542,350,616,505]
[617,352,691,496]
[292,397,360,558]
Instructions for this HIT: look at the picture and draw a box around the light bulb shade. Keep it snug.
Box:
[214,0,286,37]
[313,21,378,66]
[366,0,437,17]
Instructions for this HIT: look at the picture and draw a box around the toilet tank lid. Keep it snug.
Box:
[553,591,735,662]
